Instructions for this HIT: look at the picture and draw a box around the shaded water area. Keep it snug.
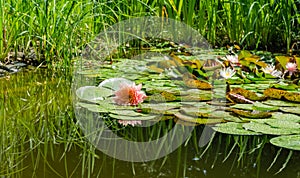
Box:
[1,68,300,178]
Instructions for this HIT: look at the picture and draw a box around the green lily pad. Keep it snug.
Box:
[180,102,208,107]
[243,122,299,135]
[213,122,261,135]
[275,56,289,70]
[109,114,158,120]
[280,107,300,115]
[77,101,134,113]
[271,83,298,91]
[174,113,224,124]
[231,104,254,111]
[210,110,233,118]
[180,94,212,102]
[229,108,272,119]
[270,135,300,151]
[146,88,180,95]
[77,102,109,113]
[262,100,299,107]
[265,120,300,129]
[272,113,300,122]
[252,102,279,111]
[181,107,215,117]
[109,110,144,116]
[76,86,113,103]
[223,116,245,123]
[139,103,181,114]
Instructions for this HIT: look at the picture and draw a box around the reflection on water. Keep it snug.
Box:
[1,69,300,178]
[21,133,300,178]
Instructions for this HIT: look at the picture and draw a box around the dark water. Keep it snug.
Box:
[21,132,300,178]
[1,69,300,178]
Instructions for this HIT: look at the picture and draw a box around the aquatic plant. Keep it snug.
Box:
[118,120,142,126]
[285,62,298,76]
[262,64,275,74]
[220,67,236,79]
[1,0,299,66]
[113,82,147,106]
[225,54,239,65]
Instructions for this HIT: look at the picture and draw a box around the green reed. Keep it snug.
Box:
[0,0,299,66]
[0,69,76,177]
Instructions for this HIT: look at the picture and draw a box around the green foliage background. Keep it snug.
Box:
[0,0,299,65]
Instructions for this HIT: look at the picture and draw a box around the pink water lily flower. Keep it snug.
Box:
[118,120,142,127]
[225,54,240,66]
[226,54,238,63]
[113,82,147,106]
[285,62,297,76]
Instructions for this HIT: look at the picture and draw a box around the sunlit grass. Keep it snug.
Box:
[0,0,299,66]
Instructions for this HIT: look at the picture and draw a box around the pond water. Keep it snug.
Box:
[1,63,299,177]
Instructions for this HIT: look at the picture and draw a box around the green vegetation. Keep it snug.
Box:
[0,0,299,66]
[1,1,300,177]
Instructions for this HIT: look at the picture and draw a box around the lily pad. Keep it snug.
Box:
[139,103,181,115]
[109,110,144,116]
[109,114,158,120]
[265,120,300,129]
[243,122,299,135]
[283,92,300,103]
[210,110,234,118]
[229,108,272,119]
[252,102,279,111]
[231,87,266,101]
[174,113,224,124]
[280,107,300,115]
[146,92,178,102]
[275,56,289,70]
[180,107,215,117]
[264,88,287,99]
[180,94,212,102]
[271,83,298,91]
[77,102,108,113]
[270,135,300,151]
[213,122,261,135]
[262,100,299,107]
[231,104,254,111]
[180,102,209,107]
[272,113,300,122]
[76,86,113,103]
[183,74,212,90]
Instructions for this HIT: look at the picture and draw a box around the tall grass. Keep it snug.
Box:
[1,0,299,66]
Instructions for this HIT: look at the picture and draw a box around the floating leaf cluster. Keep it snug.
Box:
[76,47,300,150]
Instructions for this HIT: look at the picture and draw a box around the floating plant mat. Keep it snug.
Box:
[76,52,300,150]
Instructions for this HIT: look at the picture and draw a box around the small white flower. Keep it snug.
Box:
[270,70,283,78]
[220,67,236,79]
[262,64,275,74]
[225,54,239,64]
